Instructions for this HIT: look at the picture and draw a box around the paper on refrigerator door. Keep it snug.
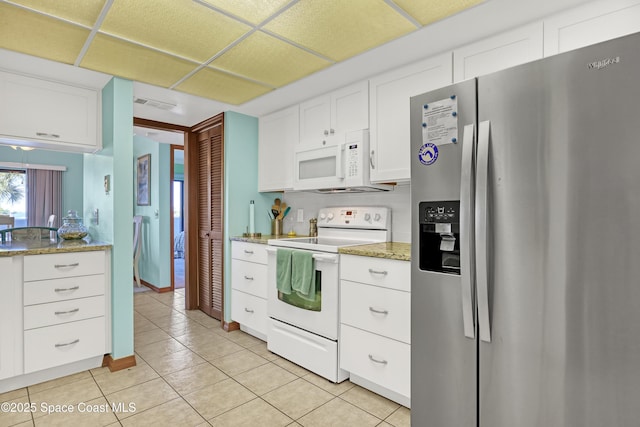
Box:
[422,96,458,146]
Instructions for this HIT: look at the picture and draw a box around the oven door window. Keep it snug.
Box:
[278,271,321,311]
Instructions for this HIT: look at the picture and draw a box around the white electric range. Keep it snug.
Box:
[266,206,391,382]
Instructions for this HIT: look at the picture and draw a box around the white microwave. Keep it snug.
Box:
[293,130,393,193]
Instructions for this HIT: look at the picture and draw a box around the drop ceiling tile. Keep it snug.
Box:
[202,0,290,24]
[199,0,290,25]
[0,3,90,65]
[176,67,272,105]
[80,33,198,88]
[7,0,107,27]
[99,0,252,63]
[211,31,331,87]
[263,0,417,62]
[394,0,484,26]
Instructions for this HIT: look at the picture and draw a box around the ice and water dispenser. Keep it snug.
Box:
[418,201,460,274]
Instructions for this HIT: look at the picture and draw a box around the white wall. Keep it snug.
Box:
[279,184,411,243]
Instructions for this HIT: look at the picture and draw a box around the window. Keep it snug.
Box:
[0,169,26,227]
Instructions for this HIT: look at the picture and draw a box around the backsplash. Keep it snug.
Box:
[279,184,411,243]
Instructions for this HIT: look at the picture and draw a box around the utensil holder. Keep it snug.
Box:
[271,218,283,236]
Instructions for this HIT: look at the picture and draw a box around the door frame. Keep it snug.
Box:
[133,118,196,309]
[170,144,184,291]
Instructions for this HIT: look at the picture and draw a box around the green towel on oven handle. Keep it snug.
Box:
[276,248,293,294]
[291,250,316,301]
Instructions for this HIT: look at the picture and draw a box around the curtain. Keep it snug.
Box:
[27,169,63,227]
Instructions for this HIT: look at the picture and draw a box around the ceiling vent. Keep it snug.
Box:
[133,97,177,111]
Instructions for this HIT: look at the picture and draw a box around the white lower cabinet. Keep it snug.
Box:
[231,290,267,338]
[0,249,110,393]
[24,317,106,374]
[339,255,411,407]
[231,241,268,340]
[0,257,22,381]
[340,325,410,401]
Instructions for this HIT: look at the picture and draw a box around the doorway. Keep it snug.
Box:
[171,145,185,290]
[133,118,192,307]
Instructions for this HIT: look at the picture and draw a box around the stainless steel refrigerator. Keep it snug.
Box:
[410,32,640,427]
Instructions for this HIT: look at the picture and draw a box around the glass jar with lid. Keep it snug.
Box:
[57,210,88,240]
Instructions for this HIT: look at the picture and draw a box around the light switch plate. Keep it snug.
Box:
[297,209,304,222]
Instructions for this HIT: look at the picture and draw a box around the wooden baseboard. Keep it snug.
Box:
[137,278,172,293]
[222,321,240,332]
[102,354,137,372]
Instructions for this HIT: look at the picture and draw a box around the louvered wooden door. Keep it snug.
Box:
[196,122,223,319]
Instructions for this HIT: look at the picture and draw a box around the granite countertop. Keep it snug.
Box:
[339,242,411,261]
[0,238,112,257]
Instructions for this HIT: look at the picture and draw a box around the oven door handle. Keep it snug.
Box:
[266,246,339,264]
[312,253,339,264]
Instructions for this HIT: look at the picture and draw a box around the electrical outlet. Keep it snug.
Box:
[297,209,304,222]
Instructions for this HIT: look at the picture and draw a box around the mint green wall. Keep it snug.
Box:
[84,77,134,359]
[0,146,83,219]
[133,136,171,289]
[223,111,280,323]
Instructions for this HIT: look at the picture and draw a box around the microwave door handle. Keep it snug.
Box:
[335,144,345,179]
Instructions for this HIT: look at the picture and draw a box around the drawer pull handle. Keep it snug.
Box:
[36,132,61,138]
[54,286,80,292]
[55,339,80,348]
[244,250,254,254]
[244,308,254,313]
[54,308,80,315]
[368,354,388,365]
[54,263,80,268]
[369,307,389,315]
[244,275,254,280]
[368,268,388,276]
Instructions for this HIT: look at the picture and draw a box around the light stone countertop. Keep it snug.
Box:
[0,238,112,257]
[339,242,411,261]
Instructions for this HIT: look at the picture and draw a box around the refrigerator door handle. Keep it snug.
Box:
[460,123,476,339]
[476,120,492,342]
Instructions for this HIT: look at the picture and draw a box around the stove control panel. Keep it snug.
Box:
[317,207,390,230]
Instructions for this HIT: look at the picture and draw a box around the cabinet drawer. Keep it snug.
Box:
[24,316,105,373]
[231,260,267,298]
[24,251,105,282]
[24,275,105,305]
[340,324,410,398]
[24,295,105,330]
[340,255,410,291]
[340,280,410,344]
[231,290,267,337]
[231,242,267,264]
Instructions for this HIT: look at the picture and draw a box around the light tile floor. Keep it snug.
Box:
[1,288,410,427]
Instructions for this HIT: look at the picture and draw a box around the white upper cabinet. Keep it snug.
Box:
[453,22,544,83]
[258,105,299,192]
[0,70,101,152]
[544,0,640,56]
[369,53,453,184]
[299,81,368,144]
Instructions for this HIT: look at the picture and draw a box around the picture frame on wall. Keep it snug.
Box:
[137,153,151,206]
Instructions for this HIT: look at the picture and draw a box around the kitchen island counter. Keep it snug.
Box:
[339,242,411,261]
[0,239,112,257]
